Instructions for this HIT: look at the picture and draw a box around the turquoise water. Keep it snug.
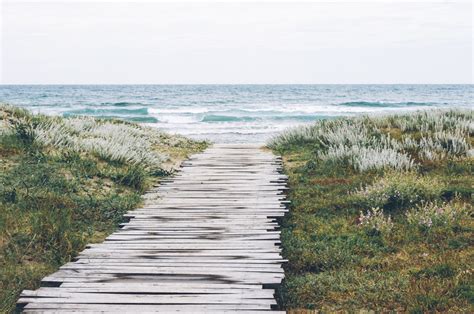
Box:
[0,85,472,143]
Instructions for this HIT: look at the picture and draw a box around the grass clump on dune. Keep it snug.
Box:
[269,109,473,312]
[0,104,207,312]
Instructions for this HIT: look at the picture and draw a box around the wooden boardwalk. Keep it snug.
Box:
[18,144,288,313]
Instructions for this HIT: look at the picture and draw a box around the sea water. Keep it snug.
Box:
[0,85,472,143]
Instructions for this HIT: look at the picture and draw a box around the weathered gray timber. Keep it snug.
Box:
[17,144,287,313]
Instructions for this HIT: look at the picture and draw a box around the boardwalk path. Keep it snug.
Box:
[18,144,288,313]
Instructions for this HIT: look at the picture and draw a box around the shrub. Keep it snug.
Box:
[36,118,169,170]
[354,172,445,210]
[358,207,393,234]
[318,145,415,172]
[268,116,381,150]
[268,109,473,167]
[117,165,148,192]
[0,104,172,171]
[11,116,36,146]
[406,200,472,229]
[403,130,471,161]
[377,109,473,134]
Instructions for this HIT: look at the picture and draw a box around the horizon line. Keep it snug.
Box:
[1,83,473,86]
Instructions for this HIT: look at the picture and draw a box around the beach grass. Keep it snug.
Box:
[268,109,473,312]
[0,104,207,312]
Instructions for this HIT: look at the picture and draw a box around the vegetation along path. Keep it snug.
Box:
[17,144,288,313]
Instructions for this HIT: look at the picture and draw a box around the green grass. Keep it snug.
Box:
[0,105,207,312]
[270,110,473,312]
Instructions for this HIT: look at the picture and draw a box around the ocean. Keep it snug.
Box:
[0,85,472,143]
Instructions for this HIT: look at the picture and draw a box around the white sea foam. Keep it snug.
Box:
[157,114,201,124]
[149,107,210,114]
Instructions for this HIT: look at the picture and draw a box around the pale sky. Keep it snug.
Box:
[0,0,472,84]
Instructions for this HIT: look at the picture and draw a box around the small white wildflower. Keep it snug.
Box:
[358,207,393,233]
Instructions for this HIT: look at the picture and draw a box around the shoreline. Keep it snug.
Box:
[1,84,472,144]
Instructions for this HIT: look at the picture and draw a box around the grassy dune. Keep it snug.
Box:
[269,110,473,312]
[0,105,207,312]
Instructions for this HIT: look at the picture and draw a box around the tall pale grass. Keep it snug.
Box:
[318,145,415,172]
[1,104,173,170]
[268,109,473,172]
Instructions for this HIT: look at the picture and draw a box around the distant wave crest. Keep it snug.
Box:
[108,102,149,107]
[64,107,149,116]
[338,101,435,107]
[201,115,257,122]
[62,107,157,123]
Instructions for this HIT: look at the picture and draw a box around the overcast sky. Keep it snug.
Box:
[0,1,472,84]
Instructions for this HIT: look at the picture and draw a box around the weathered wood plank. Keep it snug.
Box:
[23,303,282,312]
